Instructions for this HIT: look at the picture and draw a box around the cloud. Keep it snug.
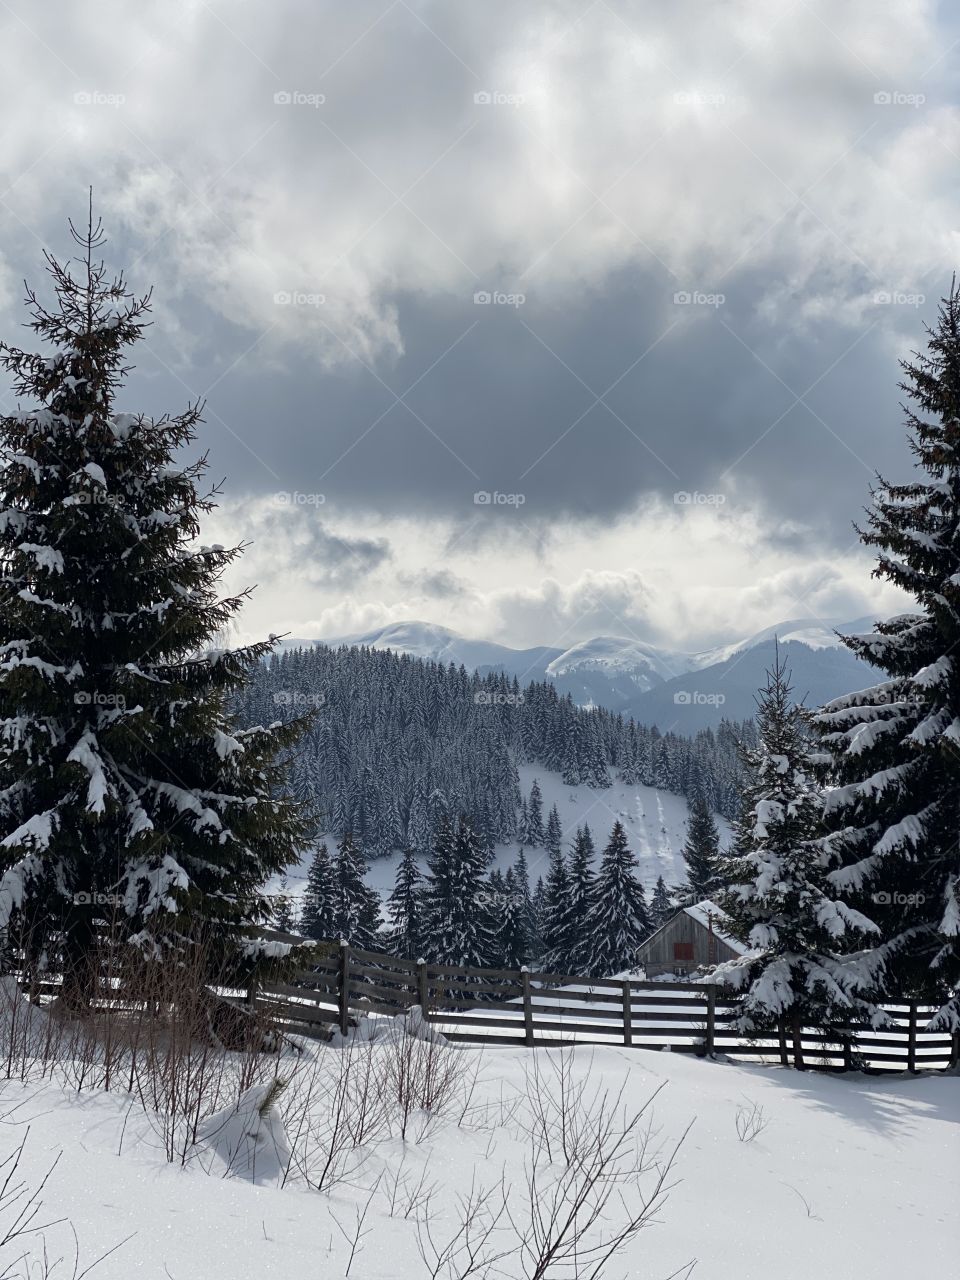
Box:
[0,0,951,648]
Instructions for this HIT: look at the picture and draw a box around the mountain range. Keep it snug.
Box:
[298,616,880,730]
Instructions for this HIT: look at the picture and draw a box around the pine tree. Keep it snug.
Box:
[815,283,960,1033]
[581,822,651,976]
[386,846,423,960]
[0,207,310,1001]
[498,866,533,969]
[674,797,722,906]
[526,779,545,846]
[720,653,880,1066]
[422,816,494,968]
[541,843,576,971]
[565,825,596,972]
[545,804,562,857]
[649,876,674,930]
[300,843,337,941]
[333,834,381,949]
[272,878,297,934]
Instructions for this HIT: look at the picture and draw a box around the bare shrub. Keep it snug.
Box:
[380,1155,438,1221]
[419,1045,692,1280]
[734,1099,769,1143]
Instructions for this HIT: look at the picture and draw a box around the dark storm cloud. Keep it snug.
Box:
[1,0,957,560]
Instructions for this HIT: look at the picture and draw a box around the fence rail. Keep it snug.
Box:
[256,940,959,1072]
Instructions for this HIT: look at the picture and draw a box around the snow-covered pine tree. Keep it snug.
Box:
[581,821,651,976]
[815,284,960,1035]
[718,652,880,1067]
[541,842,576,971]
[545,804,562,857]
[497,866,532,969]
[300,844,337,941]
[272,878,297,934]
[333,833,381,949]
[0,208,310,1001]
[422,815,494,968]
[674,796,722,907]
[565,824,596,972]
[649,875,674,930]
[385,845,423,960]
[526,780,545,846]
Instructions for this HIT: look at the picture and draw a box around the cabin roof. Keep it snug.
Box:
[638,898,750,959]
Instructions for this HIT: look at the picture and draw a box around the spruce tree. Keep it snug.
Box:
[816,283,960,1032]
[0,207,309,1000]
[300,843,337,941]
[541,843,576,971]
[545,804,562,857]
[674,797,722,906]
[720,654,880,1066]
[526,779,545,846]
[333,834,381,949]
[581,821,651,976]
[272,877,297,934]
[386,845,423,960]
[565,825,596,972]
[649,875,674,930]
[498,867,531,969]
[422,815,494,968]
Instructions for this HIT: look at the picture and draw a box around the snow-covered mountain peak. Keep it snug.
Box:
[545,635,687,686]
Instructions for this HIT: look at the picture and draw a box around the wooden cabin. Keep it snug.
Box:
[636,900,747,978]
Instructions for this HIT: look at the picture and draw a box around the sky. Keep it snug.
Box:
[1,0,957,653]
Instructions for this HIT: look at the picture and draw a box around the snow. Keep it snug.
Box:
[4,1043,955,1279]
[682,899,749,954]
[545,635,684,685]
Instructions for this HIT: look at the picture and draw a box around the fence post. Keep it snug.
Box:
[521,967,534,1047]
[777,1018,789,1067]
[843,1035,853,1073]
[907,1000,918,1074]
[417,956,430,1023]
[952,1028,960,1070]
[246,973,258,1010]
[338,939,350,1036]
[705,986,716,1058]
[622,980,633,1047]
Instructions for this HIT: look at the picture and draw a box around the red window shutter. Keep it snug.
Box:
[673,942,694,961]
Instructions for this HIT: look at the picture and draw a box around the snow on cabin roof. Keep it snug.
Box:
[680,899,749,955]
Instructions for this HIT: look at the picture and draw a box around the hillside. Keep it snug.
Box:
[273,765,726,910]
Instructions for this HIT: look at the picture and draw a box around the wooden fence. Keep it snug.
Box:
[253,941,960,1073]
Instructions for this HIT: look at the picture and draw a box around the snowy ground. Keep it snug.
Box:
[274,767,726,910]
[12,1044,956,1280]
